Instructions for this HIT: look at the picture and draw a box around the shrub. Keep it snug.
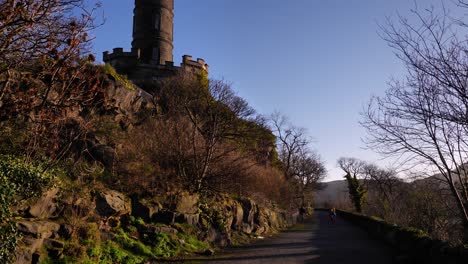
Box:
[0,155,54,200]
[115,75,286,200]
[0,223,19,263]
[0,155,54,263]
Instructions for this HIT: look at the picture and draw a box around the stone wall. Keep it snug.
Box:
[335,209,468,264]
[14,186,300,263]
[133,192,297,247]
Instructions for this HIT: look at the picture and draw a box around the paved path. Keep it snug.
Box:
[197,211,395,264]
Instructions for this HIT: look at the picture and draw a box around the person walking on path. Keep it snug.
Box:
[329,207,337,223]
[299,206,306,223]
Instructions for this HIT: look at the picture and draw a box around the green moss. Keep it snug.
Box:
[173,223,193,232]
[112,223,210,260]
[114,229,155,258]
[124,225,138,234]
[230,232,254,246]
[135,217,146,226]
[99,241,145,264]
[128,215,136,223]
[56,238,144,264]
[150,232,178,257]
[177,232,209,252]
[197,71,209,88]
[101,64,136,91]
[402,226,430,238]
[369,216,384,222]
[43,211,210,262]
[87,245,102,258]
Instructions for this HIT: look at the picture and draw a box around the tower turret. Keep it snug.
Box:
[132,0,174,65]
[103,0,208,83]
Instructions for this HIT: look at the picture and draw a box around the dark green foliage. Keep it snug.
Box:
[344,172,366,213]
[0,223,19,263]
[0,121,29,156]
[0,155,54,263]
[0,156,53,198]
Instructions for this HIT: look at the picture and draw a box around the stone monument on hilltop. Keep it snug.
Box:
[103,0,208,83]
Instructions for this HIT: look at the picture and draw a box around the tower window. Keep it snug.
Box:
[153,13,161,30]
[152,47,160,64]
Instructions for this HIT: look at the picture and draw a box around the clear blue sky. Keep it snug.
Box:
[90,0,450,181]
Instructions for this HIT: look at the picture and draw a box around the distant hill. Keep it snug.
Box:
[314,171,465,208]
[313,180,350,208]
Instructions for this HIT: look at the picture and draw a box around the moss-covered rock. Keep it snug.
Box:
[11,186,294,263]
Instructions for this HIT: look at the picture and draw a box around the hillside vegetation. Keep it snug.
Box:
[0,1,325,263]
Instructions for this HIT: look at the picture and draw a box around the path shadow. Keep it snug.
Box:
[157,212,397,264]
[303,211,396,264]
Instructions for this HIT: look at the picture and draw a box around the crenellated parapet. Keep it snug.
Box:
[102,48,140,76]
[103,0,208,84]
[103,48,139,61]
[103,48,208,84]
[181,55,209,75]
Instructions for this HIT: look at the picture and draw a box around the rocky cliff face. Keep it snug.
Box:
[14,188,297,263]
[7,69,297,263]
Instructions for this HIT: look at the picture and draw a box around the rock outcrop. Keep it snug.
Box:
[105,75,153,123]
[13,187,297,263]
[95,190,131,217]
[28,188,59,219]
[17,220,60,239]
[151,192,200,226]
[15,220,61,264]
[131,198,162,222]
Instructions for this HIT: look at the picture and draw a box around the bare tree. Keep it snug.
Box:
[211,80,256,120]
[153,76,272,192]
[0,0,105,162]
[0,0,101,73]
[337,157,365,179]
[292,151,326,207]
[362,4,468,242]
[361,163,407,221]
[179,79,240,191]
[269,112,310,180]
[269,113,326,208]
[362,164,399,204]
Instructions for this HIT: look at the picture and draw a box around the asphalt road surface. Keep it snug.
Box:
[197,211,396,264]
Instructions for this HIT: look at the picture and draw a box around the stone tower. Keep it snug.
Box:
[132,0,174,65]
[103,0,208,83]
